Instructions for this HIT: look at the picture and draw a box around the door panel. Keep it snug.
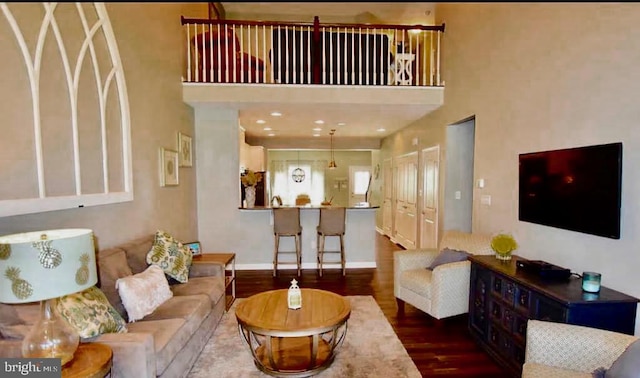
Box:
[382,158,393,236]
[393,152,418,249]
[420,146,439,249]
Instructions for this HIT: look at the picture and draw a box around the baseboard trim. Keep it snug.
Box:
[236,261,377,271]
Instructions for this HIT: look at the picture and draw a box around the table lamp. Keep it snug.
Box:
[0,229,97,366]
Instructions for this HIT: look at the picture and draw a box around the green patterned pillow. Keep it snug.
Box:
[57,286,127,340]
[146,230,193,283]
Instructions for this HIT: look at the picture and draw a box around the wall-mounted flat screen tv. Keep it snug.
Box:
[519,142,622,239]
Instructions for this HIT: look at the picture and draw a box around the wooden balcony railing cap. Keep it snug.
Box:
[180,15,445,33]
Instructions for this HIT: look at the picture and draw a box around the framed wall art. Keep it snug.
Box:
[184,241,201,255]
[160,148,179,186]
[178,132,193,167]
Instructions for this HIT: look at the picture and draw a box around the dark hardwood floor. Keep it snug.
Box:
[235,232,511,377]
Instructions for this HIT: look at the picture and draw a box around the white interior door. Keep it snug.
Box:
[420,146,439,249]
[382,158,393,236]
[348,166,372,206]
[393,152,418,249]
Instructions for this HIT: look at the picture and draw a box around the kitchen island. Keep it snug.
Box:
[235,205,379,273]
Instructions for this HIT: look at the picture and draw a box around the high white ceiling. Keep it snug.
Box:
[216,2,438,142]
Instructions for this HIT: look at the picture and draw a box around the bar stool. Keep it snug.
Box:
[316,207,346,276]
[272,207,302,277]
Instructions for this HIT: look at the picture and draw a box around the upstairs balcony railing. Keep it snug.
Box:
[181,16,445,87]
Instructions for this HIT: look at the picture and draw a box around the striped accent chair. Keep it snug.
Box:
[394,230,493,320]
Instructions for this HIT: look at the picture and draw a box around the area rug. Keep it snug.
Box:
[188,295,421,378]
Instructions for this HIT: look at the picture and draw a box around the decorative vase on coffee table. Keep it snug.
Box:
[245,186,256,208]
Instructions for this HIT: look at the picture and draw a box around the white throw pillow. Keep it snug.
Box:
[115,265,173,322]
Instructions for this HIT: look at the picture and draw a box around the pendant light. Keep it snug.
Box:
[328,129,337,169]
[292,150,305,183]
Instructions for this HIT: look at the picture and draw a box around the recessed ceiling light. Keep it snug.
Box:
[312,127,322,131]
[337,122,346,126]
[256,119,266,124]
[313,134,321,137]
[271,112,282,117]
[377,128,386,132]
[263,127,272,131]
[314,120,324,124]
[268,133,275,137]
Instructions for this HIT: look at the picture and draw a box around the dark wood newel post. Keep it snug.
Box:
[312,16,321,84]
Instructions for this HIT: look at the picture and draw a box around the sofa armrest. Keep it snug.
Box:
[429,260,471,318]
[94,332,156,378]
[524,319,637,373]
[189,261,224,278]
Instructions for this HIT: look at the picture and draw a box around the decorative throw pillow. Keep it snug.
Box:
[592,339,640,378]
[56,286,127,340]
[116,265,173,322]
[146,230,192,283]
[427,248,471,270]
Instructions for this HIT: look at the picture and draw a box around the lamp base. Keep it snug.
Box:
[22,299,79,366]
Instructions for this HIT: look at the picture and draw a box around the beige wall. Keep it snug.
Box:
[0,3,207,249]
[382,3,640,332]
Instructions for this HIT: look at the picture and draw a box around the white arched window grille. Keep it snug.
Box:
[0,3,132,217]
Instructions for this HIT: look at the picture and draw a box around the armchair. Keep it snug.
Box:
[394,230,493,319]
[523,319,638,377]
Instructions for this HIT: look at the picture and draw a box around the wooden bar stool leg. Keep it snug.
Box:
[296,234,301,276]
[318,235,325,277]
[273,235,279,277]
[340,234,345,276]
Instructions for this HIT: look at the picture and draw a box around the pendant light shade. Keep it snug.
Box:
[292,151,305,183]
[328,129,337,169]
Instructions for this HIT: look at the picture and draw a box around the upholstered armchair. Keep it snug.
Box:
[394,230,493,320]
[523,319,638,377]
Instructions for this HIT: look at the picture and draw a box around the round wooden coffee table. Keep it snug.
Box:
[235,288,350,377]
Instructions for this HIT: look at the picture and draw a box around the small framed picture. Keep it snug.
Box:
[178,132,193,167]
[184,241,201,255]
[160,148,179,187]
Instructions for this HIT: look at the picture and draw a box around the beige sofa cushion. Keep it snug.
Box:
[127,294,211,375]
[119,234,154,274]
[522,362,590,378]
[97,247,133,319]
[171,276,225,306]
[399,269,433,297]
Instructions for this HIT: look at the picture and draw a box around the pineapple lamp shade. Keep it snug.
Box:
[0,229,97,366]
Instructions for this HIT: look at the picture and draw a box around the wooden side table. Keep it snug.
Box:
[63,342,112,378]
[192,253,236,311]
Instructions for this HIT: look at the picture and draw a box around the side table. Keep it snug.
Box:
[192,253,236,311]
[394,53,415,85]
[63,342,112,378]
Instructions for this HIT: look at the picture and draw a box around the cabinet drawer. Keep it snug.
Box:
[513,314,528,341]
[515,286,531,313]
[489,324,513,360]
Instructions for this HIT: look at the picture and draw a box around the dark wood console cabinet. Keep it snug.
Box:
[468,255,639,377]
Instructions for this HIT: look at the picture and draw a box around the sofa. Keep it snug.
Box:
[0,234,226,378]
[523,319,639,377]
[394,230,493,319]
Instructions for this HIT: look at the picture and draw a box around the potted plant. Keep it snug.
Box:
[241,170,262,208]
[491,233,518,261]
